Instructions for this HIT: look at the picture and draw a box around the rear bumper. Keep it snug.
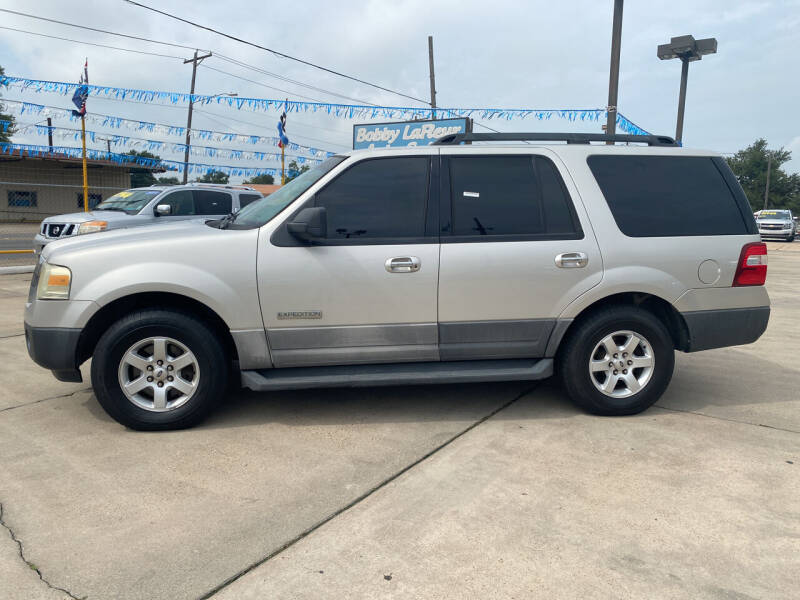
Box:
[681,306,770,352]
[24,323,83,382]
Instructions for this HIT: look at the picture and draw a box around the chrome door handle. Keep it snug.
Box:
[555,252,588,268]
[385,256,421,273]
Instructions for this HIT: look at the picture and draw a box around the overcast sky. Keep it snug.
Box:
[1,0,798,181]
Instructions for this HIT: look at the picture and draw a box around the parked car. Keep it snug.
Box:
[25,133,770,430]
[755,209,795,241]
[33,183,264,253]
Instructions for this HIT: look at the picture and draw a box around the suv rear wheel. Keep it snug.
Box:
[558,306,675,415]
[91,309,228,430]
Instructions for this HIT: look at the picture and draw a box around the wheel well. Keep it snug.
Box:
[76,292,239,365]
[558,292,690,353]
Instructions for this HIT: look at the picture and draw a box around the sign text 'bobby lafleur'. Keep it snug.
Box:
[352,118,469,150]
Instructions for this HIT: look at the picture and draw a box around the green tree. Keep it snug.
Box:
[0,65,16,143]
[196,170,229,184]
[156,176,180,185]
[243,173,275,185]
[285,160,310,183]
[726,139,800,213]
[127,150,162,187]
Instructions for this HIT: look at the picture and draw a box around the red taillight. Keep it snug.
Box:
[733,242,767,286]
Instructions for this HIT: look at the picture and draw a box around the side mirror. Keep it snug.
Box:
[287,207,327,241]
[155,204,171,216]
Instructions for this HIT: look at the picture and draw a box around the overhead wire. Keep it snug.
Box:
[122,0,430,105]
[0,24,186,59]
[0,8,394,109]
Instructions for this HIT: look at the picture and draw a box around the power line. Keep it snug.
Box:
[0,24,185,60]
[199,64,324,103]
[0,8,387,108]
[122,0,430,104]
[0,8,207,53]
[212,55,379,106]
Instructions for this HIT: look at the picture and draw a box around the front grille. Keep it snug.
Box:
[45,223,75,238]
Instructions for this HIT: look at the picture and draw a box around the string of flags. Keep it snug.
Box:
[0,100,336,157]
[0,74,652,136]
[0,142,287,178]
[1,120,327,164]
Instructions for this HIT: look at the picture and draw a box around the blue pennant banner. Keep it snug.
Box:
[0,142,285,177]
[0,75,651,136]
[0,99,335,157]
[3,120,326,165]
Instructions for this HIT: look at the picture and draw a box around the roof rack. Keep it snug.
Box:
[184,183,257,191]
[432,132,678,147]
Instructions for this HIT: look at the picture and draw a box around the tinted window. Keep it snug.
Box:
[588,156,749,237]
[315,157,429,239]
[449,155,578,237]
[239,193,262,208]
[194,190,232,215]
[159,190,194,215]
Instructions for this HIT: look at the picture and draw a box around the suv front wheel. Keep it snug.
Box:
[558,306,675,415]
[91,309,228,430]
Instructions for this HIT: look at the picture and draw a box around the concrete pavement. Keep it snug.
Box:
[1,245,798,599]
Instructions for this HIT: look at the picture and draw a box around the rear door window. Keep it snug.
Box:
[193,190,232,215]
[447,155,581,239]
[587,155,751,237]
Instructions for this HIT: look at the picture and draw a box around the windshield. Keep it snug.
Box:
[231,156,346,228]
[758,210,791,219]
[96,189,162,214]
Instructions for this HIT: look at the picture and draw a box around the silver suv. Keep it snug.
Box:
[25,133,770,430]
[755,209,795,242]
[33,183,264,253]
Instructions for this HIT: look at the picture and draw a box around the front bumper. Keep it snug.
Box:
[759,228,794,238]
[24,323,83,382]
[681,306,770,352]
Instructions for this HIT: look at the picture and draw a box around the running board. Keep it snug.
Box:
[241,359,553,392]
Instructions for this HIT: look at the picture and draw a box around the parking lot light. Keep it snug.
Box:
[657,35,717,143]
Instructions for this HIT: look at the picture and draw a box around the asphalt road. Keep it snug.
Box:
[1,243,798,600]
[0,223,37,252]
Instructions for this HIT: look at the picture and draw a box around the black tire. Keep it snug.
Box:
[91,309,228,430]
[557,305,675,416]
[787,235,795,242]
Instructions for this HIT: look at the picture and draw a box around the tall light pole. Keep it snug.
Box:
[605,0,624,141]
[657,35,717,143]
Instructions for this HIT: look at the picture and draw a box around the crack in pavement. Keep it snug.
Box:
[0,333,25,339]
[197,384,539,599]
[0,502,83,600]
[655,404,800,434]
[0,387,93,414]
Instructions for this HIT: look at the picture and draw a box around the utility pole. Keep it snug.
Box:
[763,154,772,211]
[97,137,112,154]
[182,50,212,184]
[605,0,624,142]
[428,35,437,119]
[46,117,53,152]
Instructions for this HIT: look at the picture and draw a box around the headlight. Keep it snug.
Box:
[36,263,72,300]
[78,220,108,235]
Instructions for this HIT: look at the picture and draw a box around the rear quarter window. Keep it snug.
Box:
[587,155,753,237]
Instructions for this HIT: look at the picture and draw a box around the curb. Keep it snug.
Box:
[0,265,35,275]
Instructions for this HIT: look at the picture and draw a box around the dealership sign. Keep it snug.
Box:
[353,118,470,150]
